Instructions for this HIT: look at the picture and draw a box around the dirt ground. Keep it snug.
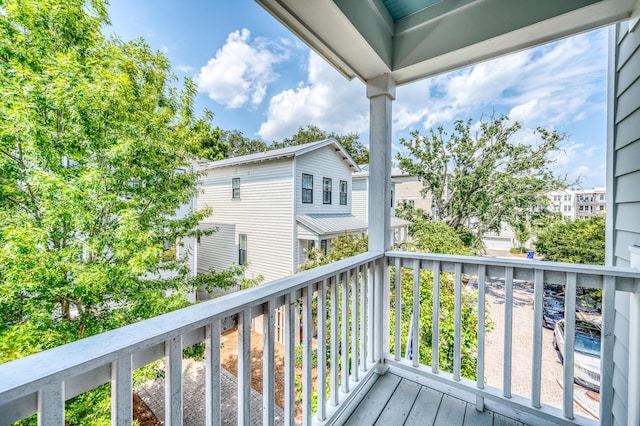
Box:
[133,327,311,424]
[219,329,288,411]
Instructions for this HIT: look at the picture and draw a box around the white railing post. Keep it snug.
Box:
[111,356,132,426]
[368,74,395,372]
[38,383,64,426]
[205,320,221,426]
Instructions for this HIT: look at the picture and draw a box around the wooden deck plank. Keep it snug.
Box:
[404,387,443,426]
[344,373,402,425]
[433,394,467,426]
[493,412,525,426]
[374,379,421,425]
[463,404,493,426]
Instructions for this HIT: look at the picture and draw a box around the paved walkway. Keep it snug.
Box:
[136,359,285,425]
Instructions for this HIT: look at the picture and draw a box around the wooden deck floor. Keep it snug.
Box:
[343,373,527,426]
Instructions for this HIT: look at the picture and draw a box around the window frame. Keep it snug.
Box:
[302,173,313,204]
[320,239,328,255]
[239,234,247,266]
[232,177,240,199]
[339,180,347,205]
[323,177,332,204]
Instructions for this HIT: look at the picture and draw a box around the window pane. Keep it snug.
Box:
[232,178,240,198]
[302,174,313,203]
[323,178,332,204]
[239,234,247,265]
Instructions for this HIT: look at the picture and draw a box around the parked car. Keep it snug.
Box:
[553,319,601,392]
[543,295,565,329]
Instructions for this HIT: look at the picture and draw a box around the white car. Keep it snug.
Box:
[553,319,601,392]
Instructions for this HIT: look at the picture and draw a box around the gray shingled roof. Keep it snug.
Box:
[202,138,359,171]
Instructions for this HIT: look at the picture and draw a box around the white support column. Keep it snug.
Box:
[628,246,640,426]
[367,74,395,253]
[367,74,395,370]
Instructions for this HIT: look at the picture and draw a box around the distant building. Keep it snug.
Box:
[575,187,606,219]
[549,187,606,220]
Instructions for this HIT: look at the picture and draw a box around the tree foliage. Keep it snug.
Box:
[221,129,268,157]
[301,227,488,380]
[0,0,229,364]
[534,216,605,264]
[397,115,568,247]
[272,124,369,164]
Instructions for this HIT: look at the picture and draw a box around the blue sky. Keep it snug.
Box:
[107,0,608,188]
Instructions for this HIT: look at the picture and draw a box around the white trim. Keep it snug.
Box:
[606,25,618,267]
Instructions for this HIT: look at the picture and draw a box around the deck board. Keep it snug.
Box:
[375,379,421,425]
[345,372,529,426]
[463,403,493,426]
[404,387,443,426]
[344,373,401,425]
[433,394,467,426]
[493,413,525,426]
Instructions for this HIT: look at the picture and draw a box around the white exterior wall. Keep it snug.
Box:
[198,159,294,283]
[393,175,433,212]
[351,176,368,222]
[197,223,237,274]
[608,20,640,426]
[296,146,353,214]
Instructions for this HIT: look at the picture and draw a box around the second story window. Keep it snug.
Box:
[323,177,332,204]
[302,174,313,203]
[239,234,247,265]
[232,178,240,199]
[339,180,347,205]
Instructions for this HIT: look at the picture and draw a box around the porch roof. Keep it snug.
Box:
[297,214,411,237]
[256,0,638,85]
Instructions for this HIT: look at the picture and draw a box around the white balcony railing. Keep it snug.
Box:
[1,251,639,425]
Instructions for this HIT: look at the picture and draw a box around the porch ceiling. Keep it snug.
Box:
[256,0,639,85]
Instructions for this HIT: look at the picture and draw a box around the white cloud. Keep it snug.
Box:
[393,29,607,133]
[196,29,288,109]
[258,52,368,141]
[176,64,194,74]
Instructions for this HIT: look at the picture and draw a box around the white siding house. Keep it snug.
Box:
[196,139,361,283]
[352,165,411,245]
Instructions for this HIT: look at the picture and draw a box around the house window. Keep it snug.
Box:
[320,239,328,254]
[239,234,247,265]
[307,240,315,252]
[599,194,605,201]
[162,240,176,261]
[340,180,347,205]
[407,199,415,207]
[232,178,240,199]
[323,177,332,204]
[302,174,313,203]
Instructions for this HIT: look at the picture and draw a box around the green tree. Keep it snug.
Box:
[272,124,369,164]
[0,0,228,360]
[302,229,488,380]
[397,115,568,247]
[221,129,268,157]
[534,216,605,264]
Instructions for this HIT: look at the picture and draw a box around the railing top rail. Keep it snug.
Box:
[386,250,640,279]
[0,251,382,403]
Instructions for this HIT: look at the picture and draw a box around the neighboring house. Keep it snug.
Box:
[352,165,412,245]
[196,139,366,284]
[392,171,434,213]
